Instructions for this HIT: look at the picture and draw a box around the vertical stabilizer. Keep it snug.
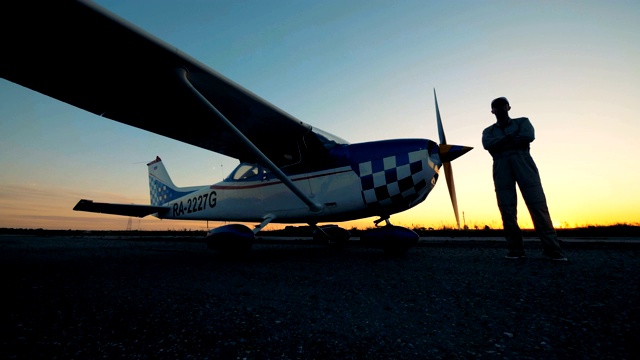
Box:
[147,156,200,206]
[148,156,177,188]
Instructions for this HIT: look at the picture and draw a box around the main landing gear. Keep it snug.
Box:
[205,224,254,258]
[206,217,419,257]
[312,224,351,248]
[360,217,419,256]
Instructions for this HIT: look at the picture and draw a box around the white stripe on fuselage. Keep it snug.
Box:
[159,166,362,222]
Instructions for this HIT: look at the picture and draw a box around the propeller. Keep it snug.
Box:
[433,89,472,229]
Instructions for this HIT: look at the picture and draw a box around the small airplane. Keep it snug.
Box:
[1,1,472,255]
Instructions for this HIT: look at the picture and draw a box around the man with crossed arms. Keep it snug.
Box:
[482,97,567,261]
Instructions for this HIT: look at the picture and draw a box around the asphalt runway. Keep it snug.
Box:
[1,235,638,359]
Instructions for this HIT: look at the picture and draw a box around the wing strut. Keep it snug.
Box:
[176,68,323,213]
[254,215,276,234]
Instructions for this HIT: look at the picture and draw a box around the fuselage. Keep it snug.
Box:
[156,139,442,224]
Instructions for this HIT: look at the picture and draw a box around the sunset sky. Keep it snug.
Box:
[1,0,639,231]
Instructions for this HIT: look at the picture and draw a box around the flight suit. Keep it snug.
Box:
[482,117,562,254]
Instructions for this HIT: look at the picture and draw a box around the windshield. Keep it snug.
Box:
[311,127,348,151]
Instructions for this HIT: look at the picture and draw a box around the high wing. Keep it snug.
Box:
[1,1,336,167]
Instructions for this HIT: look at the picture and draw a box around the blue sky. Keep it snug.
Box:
[1,0,639,230]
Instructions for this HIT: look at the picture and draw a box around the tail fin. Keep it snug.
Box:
[147,156,200,206]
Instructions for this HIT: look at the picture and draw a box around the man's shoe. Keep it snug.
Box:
[543,251,568,261]
[505,251,526,259]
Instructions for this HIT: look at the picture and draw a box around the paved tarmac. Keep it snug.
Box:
[1,235,638,359]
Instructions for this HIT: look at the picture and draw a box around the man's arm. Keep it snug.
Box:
[482,126,513,151]
[483,118,535,153]
[512,117,535,144]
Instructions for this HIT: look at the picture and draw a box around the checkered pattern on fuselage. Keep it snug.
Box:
[357,149,431,208]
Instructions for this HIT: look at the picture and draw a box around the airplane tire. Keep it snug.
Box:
[360,225,418,256]
[205,224,254,257]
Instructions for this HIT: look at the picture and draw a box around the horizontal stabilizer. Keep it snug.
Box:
[438,144,473,163]
[73,199,169,218]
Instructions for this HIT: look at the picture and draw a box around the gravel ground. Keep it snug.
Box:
[1,235,638,359]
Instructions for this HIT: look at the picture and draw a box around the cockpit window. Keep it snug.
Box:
[230,163,259,180]
[227,163,270,181]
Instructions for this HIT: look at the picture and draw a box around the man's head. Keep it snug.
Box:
[491,96,511,124]
[491,97,510,114]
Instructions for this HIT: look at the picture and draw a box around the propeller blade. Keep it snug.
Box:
[433,89,463,229]
[443,162,460,229]
[434,88,447,145]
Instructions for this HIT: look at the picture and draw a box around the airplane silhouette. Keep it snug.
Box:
[1,1,472,255]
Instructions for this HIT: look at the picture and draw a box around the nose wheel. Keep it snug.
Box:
[361,216,419,256]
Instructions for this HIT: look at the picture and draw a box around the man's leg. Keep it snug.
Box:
[526,200,562,253]
[514,153,563,255]
[493,159,524,255]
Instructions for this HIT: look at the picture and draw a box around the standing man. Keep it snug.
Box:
[482,97,567,261]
